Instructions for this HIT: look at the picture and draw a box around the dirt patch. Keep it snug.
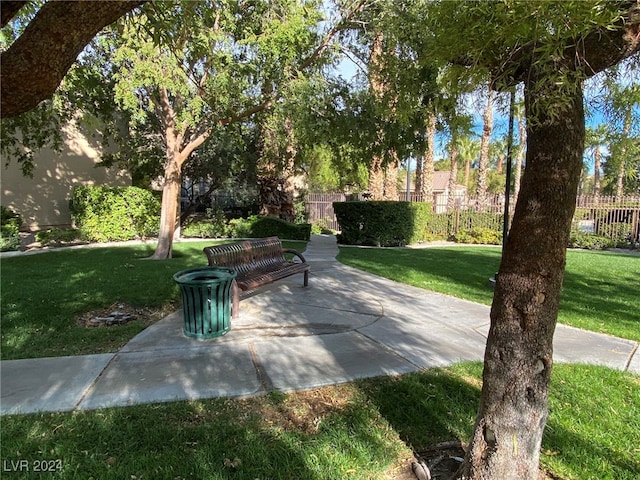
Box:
[411,442,563,480]
[76,302,175,328]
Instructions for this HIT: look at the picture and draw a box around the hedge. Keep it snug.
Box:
[70,186,160,242]
[227,215,311,241]
[333,201,432,247]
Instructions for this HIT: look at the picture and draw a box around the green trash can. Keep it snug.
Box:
[173,267,237,339]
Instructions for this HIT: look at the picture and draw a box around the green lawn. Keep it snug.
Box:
[337,246,640,342]
[0,240,306,360]
[1,363,638,480]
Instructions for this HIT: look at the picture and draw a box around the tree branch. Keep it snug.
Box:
[1,0,146,118]
[0,0,28,28]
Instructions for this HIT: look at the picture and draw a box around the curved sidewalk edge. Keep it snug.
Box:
[2,235,638,415]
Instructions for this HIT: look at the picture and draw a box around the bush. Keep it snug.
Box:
[227,215,311,241]
[1,206,22,252]
[455,227,502,245]
[182,208,228,238]
[333,201,432,247]
[70,186,160,242]
[35,228,82,246]
[568,232,615,250]
[311,218,334,235]
[597,222,634,248]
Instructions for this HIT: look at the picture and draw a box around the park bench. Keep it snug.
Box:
[203,236,309,317]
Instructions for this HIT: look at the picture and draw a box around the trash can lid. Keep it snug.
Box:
[173,267,237,284]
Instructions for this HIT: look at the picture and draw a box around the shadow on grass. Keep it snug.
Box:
[358,363,640,480]
[356,366,482,450]
[0,391,406,479]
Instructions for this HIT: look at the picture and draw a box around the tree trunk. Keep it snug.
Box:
[447,142,459,211]
[384,151,399,200]
[455,81,584,480]
[422,112,436,204]
[476,88,494,209]
[151,158,181,259]
[369,154,385,200]
[415,152,424,200]
[615,113,632,200]
[513,116,526,200]
[594,145,601,197]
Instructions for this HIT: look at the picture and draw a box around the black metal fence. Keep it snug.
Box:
[305,192,640,245]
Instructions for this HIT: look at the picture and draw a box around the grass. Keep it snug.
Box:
[1,363,638,480]
[0,240,306,360]
[336,246,640,342]
[2,242,639,478]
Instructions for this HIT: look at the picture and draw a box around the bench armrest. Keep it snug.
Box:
[282,248,307,264]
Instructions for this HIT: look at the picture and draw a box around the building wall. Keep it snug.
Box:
[1,122,131,231]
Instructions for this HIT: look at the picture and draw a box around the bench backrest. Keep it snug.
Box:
[203,237,287,278]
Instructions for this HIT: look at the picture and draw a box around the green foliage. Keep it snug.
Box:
[35,228,82,246]
[334,201,432,247]
[70,186,160,242]
[181,208,229,239]
[311,218,335,235]
[568,232,616,250]
[455,227,502,245]
[0,206,22,252]
[597,222,635,247]
[228,215,311,241]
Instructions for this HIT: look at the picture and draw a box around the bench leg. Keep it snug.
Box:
[303,270,309,287]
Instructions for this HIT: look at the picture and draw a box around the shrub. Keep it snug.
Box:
[597,222,634,248]
[1,206,22,252]
[227,215,311,241]
[182,208,228,238]
[455,227,502,245]
[35,228,82,246]
[311,218,334,235]
[568,232,615,250]
[70,186,160,242]
[333,201,432,247]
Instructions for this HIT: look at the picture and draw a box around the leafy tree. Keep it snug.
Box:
[399,1,640,478]
[97,0,354,258]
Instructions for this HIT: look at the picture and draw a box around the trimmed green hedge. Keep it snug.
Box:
[228,215,311,241]
[333,201,432,247]
[70,186,160,242]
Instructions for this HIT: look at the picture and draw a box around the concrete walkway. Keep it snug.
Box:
[2,235,638,415]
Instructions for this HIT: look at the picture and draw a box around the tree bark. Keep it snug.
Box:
[476,88,494,208]
[455,80,584,480]
[422,111,436,203]
[1,0,145,118]
[383,151,399,200]
[447,141,459,211]
[513,116,526,200]
[594,146,601,197]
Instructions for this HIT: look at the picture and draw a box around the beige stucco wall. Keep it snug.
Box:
[1,122,131,231]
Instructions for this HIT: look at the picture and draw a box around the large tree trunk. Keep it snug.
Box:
[455,81,584,480]
[383,151,399,200]
[1,0,145,118]
[368,154,385,200]
[152,158,182,259]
